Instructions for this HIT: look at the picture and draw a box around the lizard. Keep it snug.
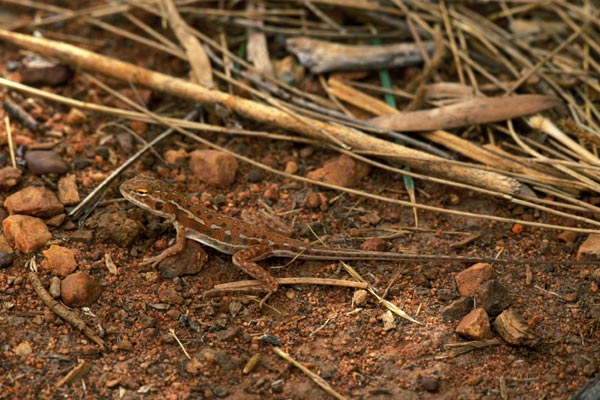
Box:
[119,174,598,293]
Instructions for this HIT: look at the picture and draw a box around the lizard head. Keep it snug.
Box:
[120,174,183,219]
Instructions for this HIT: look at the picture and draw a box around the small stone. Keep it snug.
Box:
[45,214,66,227]
[380,310,396,331]
[284,160,299,174]
[352,289,368,306]
[157,282,184,305]
[115,132,133,154]
[557,231,579,243]
[72,157,92,170]
[263,184,279,201]
[456,308,493,340]
[4,186,64,218]
[25,150,69,175]
[159,241,208,278]
[61,272,102,307]
[189,150,238,187]
[94,211,142,247]
[419,375,440,393]
[0,251,15,269]
[493,308,539,347]
[65,108,86,125]
[71,230,94,243]
[19,56,72,86]
[299,146,314,158]
[164,149,187,165]
[0,166,22,188]
[476,279,512,316]
[57,174,80,206]
[306,155,370,187]
[304,190,322,209]
[455,263,494,297]
[2,215,52,252]
[562,293,577,303]
[361,237,386,252]
[216,327,240,342]
[49,276,61,298]
[441,296,474,321]
[41,245,77,276]
[246,169,264,183]
[13,341,33,356]
[577,234,600,261]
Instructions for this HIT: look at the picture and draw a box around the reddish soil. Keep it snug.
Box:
[0,4,598,400]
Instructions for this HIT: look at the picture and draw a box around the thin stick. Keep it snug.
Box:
[3,115,16,168]
[273,347,348,400]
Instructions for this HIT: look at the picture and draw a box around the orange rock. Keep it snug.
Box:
[456,308,493,340]
[42,245,77,277]
[189,150,238,187]
[306,155,370,187]
[4,186,64,217]
[455,263,494,296]
[3,215,52,252]
[61,271,102,307]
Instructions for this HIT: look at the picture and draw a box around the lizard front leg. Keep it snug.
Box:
[140,222,187,267]
[231,245,279,292]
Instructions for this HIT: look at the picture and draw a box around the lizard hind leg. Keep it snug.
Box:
[140,223,187,267]
[232,245,279,292]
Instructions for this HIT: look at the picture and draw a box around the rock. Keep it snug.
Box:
[49,276,61,298]
[45,213,66,227]
[360,237,386,252]
[0,166,22,188]
[284,160,299,174]
[19,55,72,86]
[25,150,69,175]
[456,308,493,340]
[493,308,539,347]
[418,375,440,393]
[157,282,184,305]
[4,186,64,218]
[0,235,15,269]
[159,241,208,278]
[577,234,600,261]
[306,155,370,187]
[115,132,133,154]
[13,341,32,356]
[3,215,52,252]
[57,174,80,206]
[65,108,86,125]
[441,296,474,321]
[455,263,494,296]
[0,251,15,269]
[557,230,579,244]
[41,245,77,276]
[71,230,94,243]
[352,289,368,306]
[72,157,92,170]
[246,169,264,183]
[189,150,238,187]
[61,271,102,307]
[164,148,187,165]
[94,211,142,247]
[476,279,512,316]
[304,190,326,210]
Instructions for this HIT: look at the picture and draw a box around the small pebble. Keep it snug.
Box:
[25,150,69,175]
[61,271,102,307]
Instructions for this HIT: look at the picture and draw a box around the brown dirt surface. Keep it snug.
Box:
[0,3,599,400]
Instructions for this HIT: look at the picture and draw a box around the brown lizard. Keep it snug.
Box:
[120,174,596,293]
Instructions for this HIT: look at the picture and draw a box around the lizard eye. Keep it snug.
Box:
[135,188,148,196]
